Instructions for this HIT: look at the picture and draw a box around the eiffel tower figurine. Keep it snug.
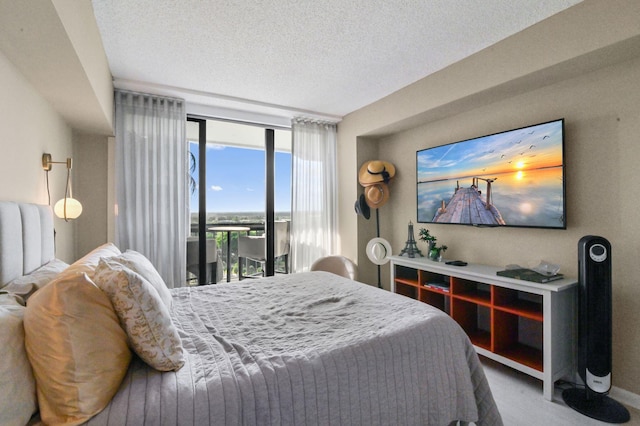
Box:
[399,221,423,258]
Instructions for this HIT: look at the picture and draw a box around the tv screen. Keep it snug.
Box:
[417,119,565,229]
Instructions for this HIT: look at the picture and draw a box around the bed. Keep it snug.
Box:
[0,201,502,425]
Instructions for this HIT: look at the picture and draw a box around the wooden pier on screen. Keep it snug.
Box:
[433,186,506,225]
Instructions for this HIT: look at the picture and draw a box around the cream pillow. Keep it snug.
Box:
[108,249,173,308]
[64,242,121,279]
[0,294,36,426]
[24,273,131,426]
[94,258,184,371]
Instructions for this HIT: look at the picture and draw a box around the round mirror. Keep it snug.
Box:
[366,237,392,265]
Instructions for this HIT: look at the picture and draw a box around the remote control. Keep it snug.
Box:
[445,260,468,266]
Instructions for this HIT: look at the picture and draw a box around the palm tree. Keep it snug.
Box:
[189,151,196,195]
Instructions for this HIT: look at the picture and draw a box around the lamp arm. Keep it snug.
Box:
[42,153,72,171]
[42,153,81,221]
[63,167,71,222]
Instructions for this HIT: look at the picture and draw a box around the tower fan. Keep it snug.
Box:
[562,236,629,423]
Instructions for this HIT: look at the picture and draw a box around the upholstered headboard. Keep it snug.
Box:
[0,202,55,285]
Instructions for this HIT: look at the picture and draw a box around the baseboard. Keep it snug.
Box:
[610,386,640,410]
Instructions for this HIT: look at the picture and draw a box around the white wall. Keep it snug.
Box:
[0,1,114,262]
[0,50,75,262]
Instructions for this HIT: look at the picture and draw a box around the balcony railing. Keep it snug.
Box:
[187,220,288,284]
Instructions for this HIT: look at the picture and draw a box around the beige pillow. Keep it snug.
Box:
[64,242,121,279]
[24,273,131,426]
[108,249,173,308]
[94,258,184,371]
[0,294,36,426]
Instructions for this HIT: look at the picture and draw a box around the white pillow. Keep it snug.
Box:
[1,258,69,304]
[0,295,37,426]
[93,258,184,371]
[107,250,173,308]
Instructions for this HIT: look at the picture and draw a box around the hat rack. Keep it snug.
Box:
[356,160,396,289]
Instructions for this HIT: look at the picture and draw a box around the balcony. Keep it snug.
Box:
[187,218,289,284]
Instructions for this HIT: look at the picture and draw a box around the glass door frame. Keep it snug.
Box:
[187,117,208,284]
[265,128,275,276]
[187,115,286,282]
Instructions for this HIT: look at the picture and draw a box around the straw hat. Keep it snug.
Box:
[364,183,390,208]
[354,194,371,219]
[359,160,396,186]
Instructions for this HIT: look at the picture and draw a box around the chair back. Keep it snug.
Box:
[186,238,220,284]
[238,235,265,260]
[310,255,358,281]
[186,237,218,266]
[239,220,290,261]
[274,220,290,257]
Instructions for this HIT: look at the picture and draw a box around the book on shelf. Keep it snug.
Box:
[425,282,450,292]
[496,268,564,283]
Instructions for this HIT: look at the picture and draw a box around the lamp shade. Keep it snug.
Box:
[54,198,83,220]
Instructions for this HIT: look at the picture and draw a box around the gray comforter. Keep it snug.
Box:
[87,271,502,425]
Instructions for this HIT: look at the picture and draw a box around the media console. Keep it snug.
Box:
[389,255,577,401]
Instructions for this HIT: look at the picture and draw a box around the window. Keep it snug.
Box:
[186,118,291,284]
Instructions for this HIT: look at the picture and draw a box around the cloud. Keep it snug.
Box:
[210,185,223,191]
[207,144,226,150]
[246,188,255,192]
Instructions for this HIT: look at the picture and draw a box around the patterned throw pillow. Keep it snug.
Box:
[107,250,173,308]
[93,258,184,371]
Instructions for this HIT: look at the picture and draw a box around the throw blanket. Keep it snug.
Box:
[87,272,502,425]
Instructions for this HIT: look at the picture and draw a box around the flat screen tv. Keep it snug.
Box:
[417,118,565,229]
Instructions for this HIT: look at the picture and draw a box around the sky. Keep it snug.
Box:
[189,143,292,213]
[417,119,564,182]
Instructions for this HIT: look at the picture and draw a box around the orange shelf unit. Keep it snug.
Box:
[395,265,419,286]
[395,279,418,299]
[493,301,543,321]
[418,269,449,287]
[493,309,543,371]
[493,287,543,321]
[390,256,577,401]
[451,277,491,306]
[496,343,543,372]
[394,265,420,299]
[451,298,492,351]
[419,287,449,313]
[395,277,419,287]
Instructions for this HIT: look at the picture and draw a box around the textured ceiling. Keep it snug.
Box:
[92,0,582,120]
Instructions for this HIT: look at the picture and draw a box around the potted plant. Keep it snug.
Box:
[418,228,437,252]
[429,244,448,262]
[419,228,448,261]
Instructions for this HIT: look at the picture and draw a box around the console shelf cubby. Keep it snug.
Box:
[389,255,577,401]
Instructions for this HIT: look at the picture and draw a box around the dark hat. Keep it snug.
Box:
[354,194,371,219]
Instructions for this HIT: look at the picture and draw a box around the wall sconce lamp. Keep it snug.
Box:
[42,153,83,221]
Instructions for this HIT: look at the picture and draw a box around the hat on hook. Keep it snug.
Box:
[364,183,390,209]
[354,194,371,219]
[359,160,396,186]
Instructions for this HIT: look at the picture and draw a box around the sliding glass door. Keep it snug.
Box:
[186,117,291,284]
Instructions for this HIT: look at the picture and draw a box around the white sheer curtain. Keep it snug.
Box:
[290,118,338,272]
[114,90,188,288]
